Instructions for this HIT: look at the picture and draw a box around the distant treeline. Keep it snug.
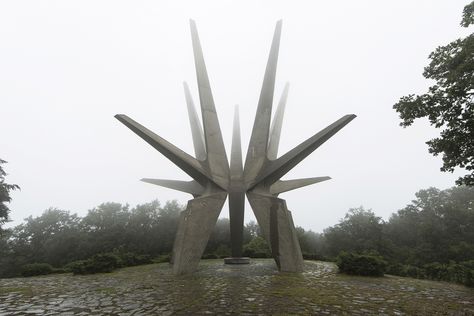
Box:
[1,186,473,285]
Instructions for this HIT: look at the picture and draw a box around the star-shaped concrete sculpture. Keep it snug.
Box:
[115,20,356,275]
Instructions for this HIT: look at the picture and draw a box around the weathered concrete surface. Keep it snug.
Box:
[1,260,473,315]
[172,192,227,275]
[116,20,357,274]
[247,192,303,272]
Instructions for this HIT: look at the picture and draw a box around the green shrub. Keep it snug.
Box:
[386,263,405,276]
[202,253,218,259]
[336,252,387,277]
[64,260,87,273]
[385,261,473,287]
[424,262,449,281]
[154,254,171,263]
[118,252,152,267]
[302,253,326,261]
[21,263,53,277]
[243,237,271,258]
[70,253,121,275]
[459,260,474,287]
[214,245,231,258]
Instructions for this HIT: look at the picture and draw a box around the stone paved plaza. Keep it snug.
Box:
[0,259,473,315]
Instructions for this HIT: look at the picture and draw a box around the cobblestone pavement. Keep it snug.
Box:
[1,260,473,315]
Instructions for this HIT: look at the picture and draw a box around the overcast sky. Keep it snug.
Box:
[0,0,470,232]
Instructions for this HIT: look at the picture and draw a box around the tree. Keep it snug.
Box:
[0,159,19,231]
[393,2,474,185]
[324,207,386,257]
[386,186,474,265]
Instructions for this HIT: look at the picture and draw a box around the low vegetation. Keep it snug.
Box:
[336,252,386,277]
[0,186,472,287]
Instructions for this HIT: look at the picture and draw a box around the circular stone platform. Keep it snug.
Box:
[223,257,250,264]
[0,259,473,315]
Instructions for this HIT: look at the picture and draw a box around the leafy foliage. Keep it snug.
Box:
[243,236,271,258]
[393,2,474,185]
[118,252,153,267]
[336,252,387,277]
[324,207,385,258]
[0,159,19,231]
[70,253,121,275]
[21,263,53,277]
[0,185,473,288]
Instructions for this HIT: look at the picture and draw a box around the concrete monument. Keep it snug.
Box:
[115,20,356,275]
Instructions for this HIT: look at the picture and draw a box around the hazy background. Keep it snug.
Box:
[0,0,469,232]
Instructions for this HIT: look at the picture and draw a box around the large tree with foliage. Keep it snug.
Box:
[0,159,19,231]
[394,2,474,185]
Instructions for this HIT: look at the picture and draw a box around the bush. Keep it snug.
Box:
[385,261,474,287]
[214,245,231,258]
[21,263,53,277]
[302,253,326,261]
[202,253,218,259]
[337,252,387,277]
[424,262,449,281]
[386,263,425,278]
[154,254,171,263]
[70,253,121,275]
[243,237,271,258]
[459,260,474,287]
[118,252,153,267]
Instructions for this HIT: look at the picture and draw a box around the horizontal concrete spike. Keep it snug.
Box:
[190,20,229,188]
[251,114,356,188]
[141,178,205,196]
[172,192,227,275]
[244,21,282,183]
[269,176,331,195]
[183,81,206,161]
[267,82,289,160]
[115,114,212,187]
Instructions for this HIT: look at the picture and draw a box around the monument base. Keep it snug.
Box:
[224,257,250,264]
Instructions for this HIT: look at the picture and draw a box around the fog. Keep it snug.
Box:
[0,0,469,232]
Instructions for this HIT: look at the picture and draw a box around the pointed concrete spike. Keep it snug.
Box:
[267,82,289,160]
[251,114,356,188]
[244,20,283,182]
[190,20,229,188]
[230,105,243,180]
[183,82,206,161]
[115,114,213,188]
[229,105,245,257]
[141,178,205,196]
[269,176,331,195]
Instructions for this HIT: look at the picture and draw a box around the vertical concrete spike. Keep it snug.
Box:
[189,20,229,188]
[244,20,282,183]
[267,82,289,160]
[183,82,206,161]
[229,105,245,257]
[230,105,243,179]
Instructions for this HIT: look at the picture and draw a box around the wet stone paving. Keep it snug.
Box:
[0,259,473,315]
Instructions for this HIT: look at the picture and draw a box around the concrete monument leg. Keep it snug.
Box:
[172,192,227,275]
[247,192,303,272]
